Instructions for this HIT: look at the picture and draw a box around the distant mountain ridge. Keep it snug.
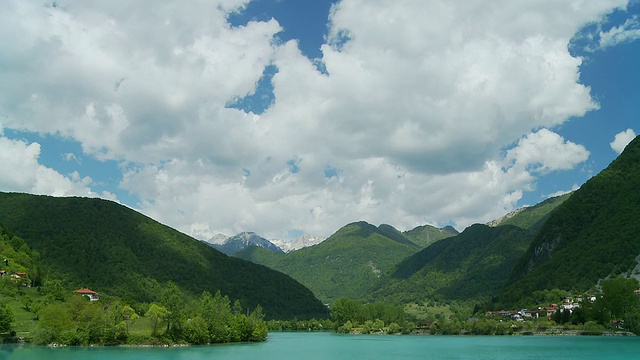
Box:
[403,224,459,248]
[271,234,325,253]
[205,232,284,255]
[235,221,423,303]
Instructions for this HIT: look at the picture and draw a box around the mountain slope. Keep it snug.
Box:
[370,224,533,304]
[206,232,283,255]
[0,192,328,319]
[404,224,459,248]
[235,221,421,303]
[487,192,572,231]
[501,135,640,305]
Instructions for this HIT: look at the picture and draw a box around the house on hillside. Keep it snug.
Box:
[635,289,640,296]
[0,270,6,277]
[74,287,100,301]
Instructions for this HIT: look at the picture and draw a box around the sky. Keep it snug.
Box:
[0,0,638,241]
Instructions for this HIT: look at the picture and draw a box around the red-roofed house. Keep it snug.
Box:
[74,287,100,301]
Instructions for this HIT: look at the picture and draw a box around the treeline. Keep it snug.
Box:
[330,298,408,334]
[1,278,268,345]
[36,281,268,345]
[560,277,640,334]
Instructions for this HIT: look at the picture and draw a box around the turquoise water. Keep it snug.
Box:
[1,332,639,360]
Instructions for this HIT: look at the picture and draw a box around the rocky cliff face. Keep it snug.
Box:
[206,232,283,255]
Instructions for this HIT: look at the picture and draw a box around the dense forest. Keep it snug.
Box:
[0,192,328,320]
[500,135,640,307]
[236,222,423,303]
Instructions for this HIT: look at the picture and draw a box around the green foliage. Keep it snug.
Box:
[161,281,185,338]
[0,224,38,291]
[0,193,328,320]
[371,224,533,304]
[487,192,572,230]
[267,317,334,331]
[502,135,640,306]
[145,303,169,336]
[330,298,407,332]
[32,296,130,345]
[178,290,268,343]
[40,279,68,302]
[600,276,640,321]
[404,224,458,248]
[236,222,421,303]
[0,300,14,333]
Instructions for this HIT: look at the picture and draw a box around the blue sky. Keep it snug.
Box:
[0,0,638,240]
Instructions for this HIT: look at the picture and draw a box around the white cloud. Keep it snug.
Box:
[504,129,590,174]
[598,16,640,49]
[610,128,637,154]
[63,152,81,164]
[0,132,100,197]
[0,0,624,239]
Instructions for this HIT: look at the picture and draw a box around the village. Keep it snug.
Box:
[486,290,640,323]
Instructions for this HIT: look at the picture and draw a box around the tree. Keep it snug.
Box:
[145,303,169,335]
[247,305,268,341]
[331,298,364,327]
[599,276,640,324]
[0,301,14,333]
[122,305,139,334]
[201,290,232,343]
[160,281,185,337]
[40,279,67,302]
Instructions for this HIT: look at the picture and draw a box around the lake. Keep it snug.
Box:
[1,332,639,360]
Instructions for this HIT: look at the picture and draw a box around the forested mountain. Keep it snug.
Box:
[0,192,328,319]
[403,224,459,248]
[235,221,421,303]
[367,192,573,305]
[370,224,533,304]
[500,135,640,307]
[487,192,572,231]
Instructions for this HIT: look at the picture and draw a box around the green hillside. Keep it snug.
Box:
[370,224,533,304]
[404,224,459,248]
[0,192,328,320]
[487,192,572,230]
[235,222,421,303]
[501,135,640,306]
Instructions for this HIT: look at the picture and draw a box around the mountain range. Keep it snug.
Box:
[1,135,638,318]
[204,232,284,255]
[204,232,325,255]
[0,193,328,320]
[234,222,457,303]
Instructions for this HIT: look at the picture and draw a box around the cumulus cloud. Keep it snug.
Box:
[610,128,637,154]
[0,132,102,197]
[0,0,624,239]
[504,129,590,174]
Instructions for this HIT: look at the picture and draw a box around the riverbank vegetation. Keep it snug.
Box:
[0,226,268,346]
[1,280,268,345]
